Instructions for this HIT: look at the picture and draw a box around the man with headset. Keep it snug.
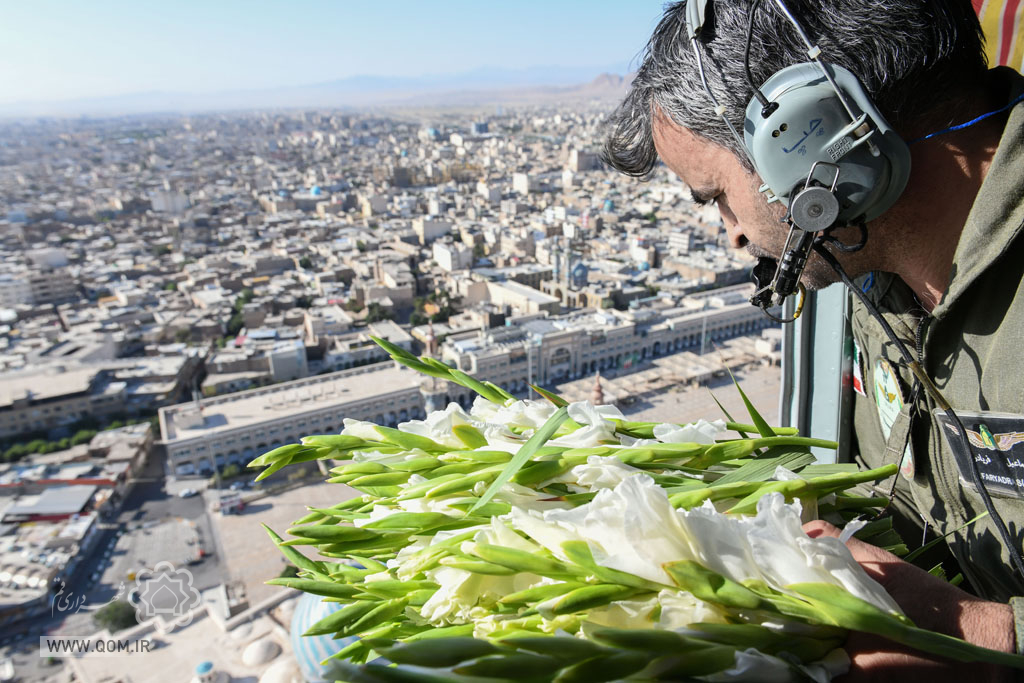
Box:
[604,0,1024,678]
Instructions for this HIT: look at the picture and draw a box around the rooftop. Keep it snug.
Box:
[161,362,422,443]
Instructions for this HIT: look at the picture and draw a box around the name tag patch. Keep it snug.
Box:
[935,410,1024,498]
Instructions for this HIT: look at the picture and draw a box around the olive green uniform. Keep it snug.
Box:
[849,66,1024,645]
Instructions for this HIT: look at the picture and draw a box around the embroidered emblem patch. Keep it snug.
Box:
[874,358,914,479]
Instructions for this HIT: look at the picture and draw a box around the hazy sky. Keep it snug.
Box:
[0,1,669,105]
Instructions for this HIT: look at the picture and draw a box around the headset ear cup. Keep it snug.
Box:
[744,62,910,225]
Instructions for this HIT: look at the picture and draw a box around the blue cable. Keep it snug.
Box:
[861,271,874,293]
[908,91,1024,145]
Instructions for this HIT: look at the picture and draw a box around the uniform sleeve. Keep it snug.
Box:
[1012,596,1024,655]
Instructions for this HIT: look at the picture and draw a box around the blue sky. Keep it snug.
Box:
[0,1,669,105]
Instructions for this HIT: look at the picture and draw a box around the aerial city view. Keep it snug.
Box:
[0,2,841,682]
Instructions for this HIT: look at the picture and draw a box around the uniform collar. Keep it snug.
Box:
[932,66,1024,319]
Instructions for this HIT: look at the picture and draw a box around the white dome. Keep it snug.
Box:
[242,637,281,667]
[259,658,302,683]
[230,622,254,641]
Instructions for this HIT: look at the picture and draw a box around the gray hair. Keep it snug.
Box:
[604,0,987,175]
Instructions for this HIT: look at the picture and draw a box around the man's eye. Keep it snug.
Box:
[691,192,717,207]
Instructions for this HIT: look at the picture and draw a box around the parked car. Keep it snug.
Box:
[178,488,198,498]
[229,481,246,491]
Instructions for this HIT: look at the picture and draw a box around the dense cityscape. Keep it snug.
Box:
[0,102,782,682]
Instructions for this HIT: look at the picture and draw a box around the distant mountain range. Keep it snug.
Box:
[0,66,634,119]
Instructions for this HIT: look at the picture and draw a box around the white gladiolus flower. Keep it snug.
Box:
[513,474,700,585]
[704,647,848,683]
[736,494,901,614]
[509,473,901,616]
[653,418,725,445]
[575,596,661,630]
[550,401,625,447]
[570,455,643,491]
[341,418,383,441]
[656,588,728,629]
[397,402,476,449]
[470,396,556,431]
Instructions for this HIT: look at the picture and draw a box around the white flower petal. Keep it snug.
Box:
[652,419,725,445]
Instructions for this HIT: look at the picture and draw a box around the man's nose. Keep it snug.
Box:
[724,221,747,249]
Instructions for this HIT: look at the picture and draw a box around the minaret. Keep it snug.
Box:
[591,372,605,406]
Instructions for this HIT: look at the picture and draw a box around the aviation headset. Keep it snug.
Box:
[684,0,911,312]
[685,0,1024,580]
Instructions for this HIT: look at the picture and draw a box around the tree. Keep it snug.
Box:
[70,429,97,447]
[175,329,192,344]
[365,302,390,323]
[93,600,138,632]
[356,240,367,252]
[299,256,313,269]
[221,463,241,479]
[226,313,245,337]
[233,288,254,313]
[164,282,178,292]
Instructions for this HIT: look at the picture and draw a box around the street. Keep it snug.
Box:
[0,454,227,682]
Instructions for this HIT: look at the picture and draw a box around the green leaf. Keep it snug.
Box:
[469,407,569,512]
[560,541,667,591]
[303,599,379,636]
[530,384,569,407]
[904,511,988,563]
[347,472,412,487]
[449,368,509,403]
[380,638,501,668]
[466,543,578,577]
[262,524,327,577]
[663,561,763,609]
[551,651,650,683]
[500,635,606,661]
[285,524,379,543]
[265,578,361,599]
[452,424,489,449]
[370,335,421,363]
[341,598,409,637]
[724,367,775,437]
[374,426,451,453]
[585,627,694,653]
[362,511,453,531]
[402,624,475,641]
[789,582,1024,669]
[708,390,743,436]
[454,653,563,678]
[248,442,305,468]
[643,647,740,678]
[438,557,518,575]
[711,447,816,485]
[543,584,642,615]
[499,582,587,606]
[300,434,368,450]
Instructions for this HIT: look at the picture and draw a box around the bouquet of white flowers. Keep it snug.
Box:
[249,338,1023,682]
